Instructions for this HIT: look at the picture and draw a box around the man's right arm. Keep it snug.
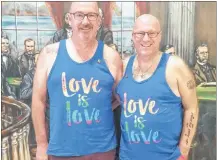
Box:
[32,46,49,159]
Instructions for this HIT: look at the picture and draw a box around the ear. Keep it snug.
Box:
[65,13,70,21]
[97,16,102,29]
[66,13,72,25]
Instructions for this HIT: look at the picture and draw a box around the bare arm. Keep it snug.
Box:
[32,47,49,150]
[104,45,123,110]
[112,56,131,109]
[32,42,59,160]
[174,57,199,158]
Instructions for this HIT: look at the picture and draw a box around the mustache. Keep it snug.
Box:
[79,24,93,29]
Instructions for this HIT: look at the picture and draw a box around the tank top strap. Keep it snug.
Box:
[58,39,66,56]
[92,40,104,61]
[124,55,136,78]
[155,53,171,79]
[158,52,170,68]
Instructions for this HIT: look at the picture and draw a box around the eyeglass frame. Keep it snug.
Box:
[132,31,162,39]
[69,12,99,21]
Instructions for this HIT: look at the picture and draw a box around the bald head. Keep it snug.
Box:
[133,14,161,32]
[132,14,162,56]
[69,2,99,13]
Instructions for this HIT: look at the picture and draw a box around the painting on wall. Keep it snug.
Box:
[1,2,216,160]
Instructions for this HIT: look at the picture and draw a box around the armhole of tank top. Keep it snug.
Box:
[114,56,133,95]
[164,55,181,99]
[124,56,133,77]
[47,41,63,83]
[100,42,116,83]
[95,40,103,60]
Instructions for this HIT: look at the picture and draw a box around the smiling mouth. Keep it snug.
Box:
[81,28,91,31]
[141,44,152,47]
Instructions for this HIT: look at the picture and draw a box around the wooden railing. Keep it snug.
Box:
[1,96,31,160]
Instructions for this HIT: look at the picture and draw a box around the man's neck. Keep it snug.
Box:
[71,37,97,55]
[137,51,161,68]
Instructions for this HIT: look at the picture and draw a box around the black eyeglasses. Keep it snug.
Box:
[133,31,161,39]
[69,12,99,21]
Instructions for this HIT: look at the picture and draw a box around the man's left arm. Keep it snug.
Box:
[104,45,123,110]
[176,58,199,159]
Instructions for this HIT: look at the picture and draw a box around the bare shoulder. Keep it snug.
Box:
[167,55,186,67]
[37,42,60,76]
[103,44,121,64]
[167,55,193,78]
[103,44,123,70]
[103,44,123,82]
[43,42,60,57]
[37,42,60,62]
[167,55,195,92]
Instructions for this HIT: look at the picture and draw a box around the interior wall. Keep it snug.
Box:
[149,2,167,49]
[195,2,216,66]
[64,2,72,13]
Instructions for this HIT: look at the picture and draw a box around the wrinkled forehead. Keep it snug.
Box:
[133,17,161,32]
[69,2,99,13]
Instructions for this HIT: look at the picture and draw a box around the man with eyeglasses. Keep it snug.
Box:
[115,14,198,160]
[32,2,122,160]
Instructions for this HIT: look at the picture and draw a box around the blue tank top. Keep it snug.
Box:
[116,53,183,160]
[47,40,117,156]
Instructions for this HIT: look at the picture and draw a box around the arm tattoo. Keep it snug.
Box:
[187,79,195,89]
[184,112,195,145]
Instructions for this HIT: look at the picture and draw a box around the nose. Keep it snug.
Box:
[142,33,150,42]
[202,53,208,57]
[81,15,90,24]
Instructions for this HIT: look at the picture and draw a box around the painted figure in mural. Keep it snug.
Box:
[47,13,72,45]
[115,14,199,160]
[20,52,40,106]
[110,43,119,52]
[19,52,40,155]
[1,63,17,99]
[193,43,216,85]
[122,50,132,60]
[1,30,19,61]
[162,44,176,55]
[97,8,114,46]
[32,2,122,160]
[1,32,21,78]
[18,38,37,78]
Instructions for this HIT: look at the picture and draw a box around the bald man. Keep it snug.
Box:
[115,14,199,160]
[32,2,122,160]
